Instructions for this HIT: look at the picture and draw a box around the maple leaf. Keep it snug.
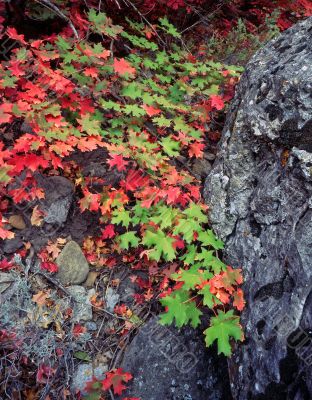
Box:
[102,368,133,395]
[40,261,58,273]
[0,103,13,123]
[233,288,245,311]
[204,310,243,356]
[160,289,202,328]
[118,231,140,250]
[101,224,116,239]
[0,226,15,240]
[111,209,131,228]
[198,284,220,308]
[6,27,27,45]
[142,229,176,261]
[12,154,49,173]
[210,95,225,110]
[0,258,14,270]
[30,205,45,226]
[32,290,50,307]
[172,265,213,290]
[188,142,204,158]
[197,230,224,250]
[113,58,136,76]
[107,154,129,172]
[142,104,161,116]
[79,189,101,212]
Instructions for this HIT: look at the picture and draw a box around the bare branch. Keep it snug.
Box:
[34,0,79,40]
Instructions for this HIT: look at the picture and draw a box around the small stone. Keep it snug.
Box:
[191,158,211,178]
[105,287,120,312]
[72,363,108,394]
[8,215,26,230]
[67,285,93,322]
[85,321,98,331]
[56,241,89,285]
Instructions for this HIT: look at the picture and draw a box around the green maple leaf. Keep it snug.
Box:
[204,310,243,356]
[159,289,202,328]
[198,284,220,308]
[197,230,224,250]
[173,219,202,243]
[160,137,180,157]
[118,231,140,250]
[111,209,131,228]
[56,36,72,52]
[150,205,179,230]
[100,99,121,111]
[0,166,12,184]
[159,17,181,38]
[142,229,176,261]
[172,265,213,290]
[180,245,197,265]
[143,58,158,70]
[121,83,143,99]
[79,114,101,135]
[123,104,146,117]
[183,203,208,224]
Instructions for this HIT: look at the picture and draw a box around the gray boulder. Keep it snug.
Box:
[204,17,312,400]
[118,316,231,400]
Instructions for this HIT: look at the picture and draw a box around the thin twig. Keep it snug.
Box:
[34,0,79,40]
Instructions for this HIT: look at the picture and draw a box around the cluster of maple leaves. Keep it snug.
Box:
[0,1,311,398]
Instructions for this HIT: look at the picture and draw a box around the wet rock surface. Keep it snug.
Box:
[118,316,232,400]
[204,17,312,400]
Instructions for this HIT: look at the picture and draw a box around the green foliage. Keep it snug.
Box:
[204,310,243,356]
[0,11,245,358]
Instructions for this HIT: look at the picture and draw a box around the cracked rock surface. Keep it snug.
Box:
[204,17,312,400]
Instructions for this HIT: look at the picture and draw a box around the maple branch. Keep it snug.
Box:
[34,0,79,40]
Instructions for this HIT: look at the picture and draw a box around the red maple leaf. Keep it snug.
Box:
[102,368,133,395]
[0,258,14,270]
[107,154,129,171]
[0,103,13,123]
[233,288,245,311]
[142,104,161,116]
[210,95,225,110]
[6,27,27,45]
[188,142,204,158]
[101,224,116,239]
[41,261,58,273]
[113,58,136,76]
[11,154,49,173]
[120,169,150,192]
[84,67,99,78]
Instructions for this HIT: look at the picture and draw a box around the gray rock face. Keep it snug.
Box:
[56,241,89,285]
[118,316,232,400]
[204,18,312,400]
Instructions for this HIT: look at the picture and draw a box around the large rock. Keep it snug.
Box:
[204,18,312,400]
[56,241,89,285]
[118,316,232,400]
